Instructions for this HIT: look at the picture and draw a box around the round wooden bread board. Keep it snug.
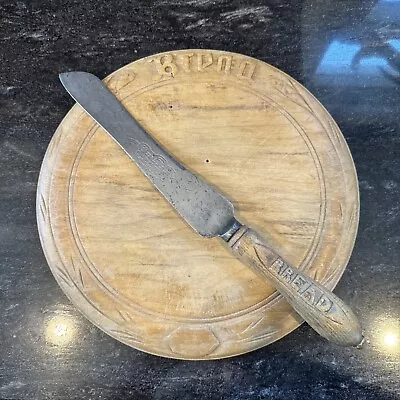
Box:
[37,50,359,359]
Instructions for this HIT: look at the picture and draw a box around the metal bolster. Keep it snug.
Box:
[220,218,242,242]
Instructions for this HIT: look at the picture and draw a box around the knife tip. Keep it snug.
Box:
[58,72,68,83]
[59,71,98,85]
[59,71,76,87]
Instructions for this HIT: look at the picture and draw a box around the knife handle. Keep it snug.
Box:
[226,225,363,346]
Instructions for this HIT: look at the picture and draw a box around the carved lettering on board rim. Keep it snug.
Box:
[148,54,178,78]
[216,55,232,73]
[148,52,256,80]
[197,53,213,71]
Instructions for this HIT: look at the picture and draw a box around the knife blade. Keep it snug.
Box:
[59,72,235,238]
[59,71,363,347]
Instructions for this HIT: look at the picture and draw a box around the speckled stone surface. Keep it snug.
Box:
[1,1,399,399]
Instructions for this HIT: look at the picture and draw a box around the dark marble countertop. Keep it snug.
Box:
[1,1,399,399]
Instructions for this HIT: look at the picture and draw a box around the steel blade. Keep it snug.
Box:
[59,71,235,237]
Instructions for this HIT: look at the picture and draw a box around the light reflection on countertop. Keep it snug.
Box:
[372,317,400,356]
[45,314,77,347]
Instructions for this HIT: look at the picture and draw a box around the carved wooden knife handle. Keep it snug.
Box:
[227,225,363,346]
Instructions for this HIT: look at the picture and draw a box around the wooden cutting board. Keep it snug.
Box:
[37,50,359,359]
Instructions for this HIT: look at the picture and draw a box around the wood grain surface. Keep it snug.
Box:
[37,50,359,359]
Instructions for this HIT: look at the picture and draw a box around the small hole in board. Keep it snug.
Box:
[205,159,210,163]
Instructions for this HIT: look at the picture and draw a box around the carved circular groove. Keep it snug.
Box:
[37,50,359,359]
